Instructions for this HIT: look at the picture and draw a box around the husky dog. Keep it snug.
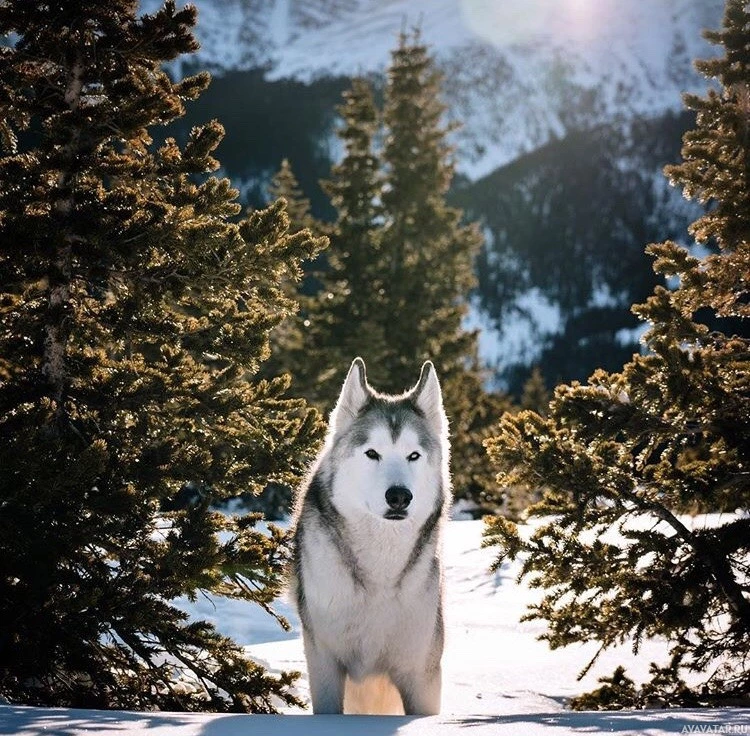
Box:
[291,357,450,715]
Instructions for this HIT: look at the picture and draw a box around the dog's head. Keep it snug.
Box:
[325,357,449,523]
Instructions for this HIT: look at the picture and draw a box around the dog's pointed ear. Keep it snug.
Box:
[412,361,448,436]
[330,357,369,433]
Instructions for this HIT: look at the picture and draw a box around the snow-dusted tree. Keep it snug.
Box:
[484,0,750,705]
[0,0,323,710]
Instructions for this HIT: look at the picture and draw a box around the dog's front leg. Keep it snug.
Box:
[393,665,441,716]
[304,638,345,714]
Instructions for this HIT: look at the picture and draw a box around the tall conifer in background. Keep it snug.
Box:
[0,0,323,710]
[320,78,386,379]
[261,158,325,384]
[269,158,317,234]
[376,34,509,505]
[265,80,385,404]
[296,77,390,402]
[378,34,479,387]
[274,36,509,507]
[484,0,750,704]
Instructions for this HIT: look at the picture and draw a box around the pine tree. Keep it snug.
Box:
[0,0,324,711]
[300,77,390,402]
[266,79,387,407]
[262,158,326,384]
[268,158,317,235]
[377,33,479,388]
[252,159,329,520]
[521,367,550,416]
[321,78,385,356]
[484,0,750,704]
[275,36,507,506]
[377,33,503,506]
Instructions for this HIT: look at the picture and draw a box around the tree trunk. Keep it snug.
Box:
[43,52,84,428]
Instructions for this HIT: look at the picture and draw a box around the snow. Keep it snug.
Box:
[141,0,724,181]
[615,324,649,348]
[265,0,723,179]
[268,0,291,49]
[267,0,715,85]
[465,292,562,377]
[4,519,749,735]
[4,705,750,736]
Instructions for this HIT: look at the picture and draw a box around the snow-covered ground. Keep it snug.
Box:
[3,520,749,735]
[4,705,750,735]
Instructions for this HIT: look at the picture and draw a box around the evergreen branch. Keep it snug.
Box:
[577,641,610,682]
[619,486,750,627]
[228,573,291,632]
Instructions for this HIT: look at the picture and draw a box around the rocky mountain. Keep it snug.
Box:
[148,0,724,179]
[142,0,725,392]
[455,112,703,392]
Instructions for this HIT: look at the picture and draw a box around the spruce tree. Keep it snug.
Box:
[484,0,750,704]
[322,78,385,356]
[301,77,390,403]
[262,79,388,406]
[377,34,479,387]
[262,158,325,385]
[0,0,323,711]
[377,33,505,506]
[268,158,317,235]
[252,160,329,520]
[275,36,507,506]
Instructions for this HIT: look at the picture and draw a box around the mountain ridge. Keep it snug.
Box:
[145,0,725,179]
[139,0,724,390]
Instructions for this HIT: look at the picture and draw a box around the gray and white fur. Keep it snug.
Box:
[290,357,451,715]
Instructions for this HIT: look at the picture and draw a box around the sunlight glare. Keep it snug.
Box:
[460,0,606,47]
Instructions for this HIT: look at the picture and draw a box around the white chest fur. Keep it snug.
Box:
[299,512,441,679]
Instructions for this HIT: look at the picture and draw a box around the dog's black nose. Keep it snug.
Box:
[385,485,412,511]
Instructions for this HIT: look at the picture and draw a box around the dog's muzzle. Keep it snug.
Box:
[384,485,412,520]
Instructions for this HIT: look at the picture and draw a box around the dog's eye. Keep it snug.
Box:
[365,449,381,461]
[407,451,421,462]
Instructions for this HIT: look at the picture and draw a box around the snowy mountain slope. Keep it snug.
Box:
[269,0,724,178]
[3,520,750,735]
[456,112,703,389]
[145,0,725,179]
[135,0,726,385]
